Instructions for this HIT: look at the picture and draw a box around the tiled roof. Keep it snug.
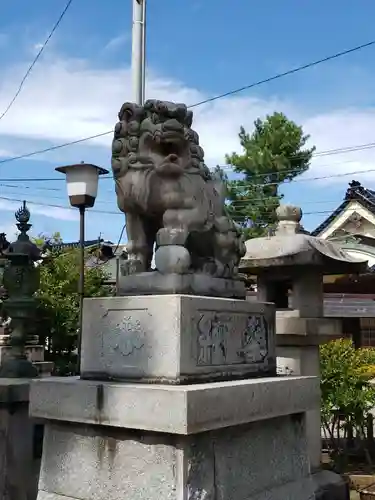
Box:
[45,239,127,281]
[84,242,128,280]
[247,292,375,317]
[47,239,106,251]
[311,180,375,236]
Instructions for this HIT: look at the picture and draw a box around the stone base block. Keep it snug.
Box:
[117,271,247,299]
[30,376,319,433]
[31,376,319,500]
[34,361,54,377]
[277,345,322,470]
[276,310,342,346]
[0,344,45,363]
[313,470,350,500]
[0,379,41,500]
[81,294,276,383]
[36,416,313,500]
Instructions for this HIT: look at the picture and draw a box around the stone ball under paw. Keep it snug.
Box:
[155,245,191,274]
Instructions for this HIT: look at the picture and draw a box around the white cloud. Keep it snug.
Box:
[33,42,44,52]
[0,148,15,158]
[0,222,18,240]
[0,56,374,186]
[30,204,78,221]
[302,109,375,183]
[103,34,130,52]
[0,199,77,222]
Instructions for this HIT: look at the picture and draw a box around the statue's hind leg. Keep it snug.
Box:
[143,216,161,270]
[124,213,150,274]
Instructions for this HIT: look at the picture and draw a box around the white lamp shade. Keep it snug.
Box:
[55,163,109,208]
[66,164,99,198]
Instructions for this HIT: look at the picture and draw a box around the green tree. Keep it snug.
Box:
[320,339,375,469]
[35,239,110,375]
[33,231,62,248]
[224,112,315,239]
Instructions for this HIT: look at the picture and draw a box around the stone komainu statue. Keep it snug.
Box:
[111,99,245,279]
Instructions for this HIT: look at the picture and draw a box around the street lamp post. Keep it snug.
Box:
[56,162,108,374]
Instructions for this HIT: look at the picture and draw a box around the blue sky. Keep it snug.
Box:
[0,0,375,243]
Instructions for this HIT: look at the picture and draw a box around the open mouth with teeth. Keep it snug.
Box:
[143,131,188,172]
[158,139,180,158]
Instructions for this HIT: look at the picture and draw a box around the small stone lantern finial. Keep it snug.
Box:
[275,204,303,236]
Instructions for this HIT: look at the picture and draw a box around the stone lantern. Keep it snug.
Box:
[240,204,367,478]
[0,201,41,378]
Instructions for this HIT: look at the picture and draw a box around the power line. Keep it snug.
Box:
[0,176,353,211]
[0,162,373,193]
[0,195,120,215]
[0,38,373,164]
[219,141,375,175]
[228,167,375,188]
[229,198,341,207]
[230,210,340,221]
[1,183,344,208]
[0,188,117,205]
[188,40,375,108]
[0,130,109,166]
[0,184,343,208]
[0,183,62,192]
[112,224,126,254]
[0,176,349,208]
[314,142,375,157]
[0,0,74,121]
[0,192,347,219]
[2,139,375,185]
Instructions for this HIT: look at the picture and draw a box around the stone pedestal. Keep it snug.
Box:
[81,295,276,383]
[30,294,319,500]
[31,375,319,500]
[0,344,44,364]
[0,342,53,379]
[0,379,43,500]
[0,334,44,364]
[0,334,53,379]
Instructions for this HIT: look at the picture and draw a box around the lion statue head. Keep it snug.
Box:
[112,99,211,181]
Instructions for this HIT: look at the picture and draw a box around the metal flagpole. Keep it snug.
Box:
[132,0,146,105]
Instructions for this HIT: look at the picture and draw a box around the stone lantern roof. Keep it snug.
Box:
[240,204,368,276]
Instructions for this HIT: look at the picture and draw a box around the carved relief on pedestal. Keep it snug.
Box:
[111,316,145,357]
[195,312,269,367]
[97,309,147,359]
[238,315,269,364]
[197,314,229,366]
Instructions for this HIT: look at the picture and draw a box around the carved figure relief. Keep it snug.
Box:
[197,314,228,366]
[238,315,268,363]
[195,312,269,367]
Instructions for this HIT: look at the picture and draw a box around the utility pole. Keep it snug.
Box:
[131,0,146,105]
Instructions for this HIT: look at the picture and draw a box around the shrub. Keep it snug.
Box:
[36,247,111,375]
[320,338,375,468]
